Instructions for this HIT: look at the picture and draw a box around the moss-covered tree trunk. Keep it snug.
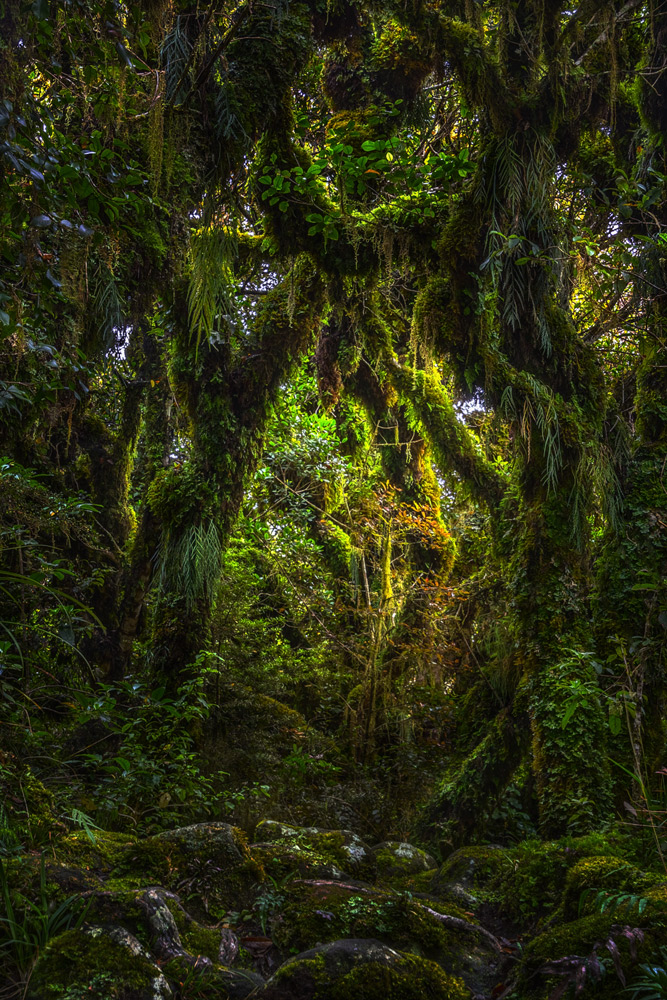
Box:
[148,259,327,687]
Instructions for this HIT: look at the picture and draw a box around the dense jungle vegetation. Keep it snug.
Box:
[1,0,667,997]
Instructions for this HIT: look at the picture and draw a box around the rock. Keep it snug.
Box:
[28,924,173,1000]
[260,938,470,999]
[517,913,649,997]
[143,822,265,920]
[137,886,207,964]
[252,840,348,883]
[255,820,374,879]
[54,823,264,922]
[373,840,437,881]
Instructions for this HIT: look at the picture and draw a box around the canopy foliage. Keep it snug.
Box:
[1,0,666,856]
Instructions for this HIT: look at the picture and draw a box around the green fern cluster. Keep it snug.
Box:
[161,16,192,105]
[157,519,223,608]
[90,263,124,350]
[187,227,238,349]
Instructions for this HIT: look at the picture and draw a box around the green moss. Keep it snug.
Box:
[434,832,644,932]
[329,956,469,1000]
[56,830,137,875]
[419,709,523,850]
[436,16,513,131]
[146,463,217,530]
[390,869,439,895]
[165,902,222,962]
[392,365,507,508]
[29,927,166,1000]
[317,520,352,578]
[55,824,263,919]
[254,820,373,878]
[436,845,507,888]
[273,951,326,983]
[253,841,344,884]
[522,912,651,972]
[374,842,437,884]
[561,855,662,920]
[272,880,468,966]
[272,944,470,1000]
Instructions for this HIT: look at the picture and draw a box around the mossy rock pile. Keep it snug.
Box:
[9,817,667,1000]
[270,878,466,952]
[268,878,501,996]
[432,830,644,932]
[48,822,264,921]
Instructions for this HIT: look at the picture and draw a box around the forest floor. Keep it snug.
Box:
[1,683,666,1000]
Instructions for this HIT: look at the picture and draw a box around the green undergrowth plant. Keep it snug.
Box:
[613,760,667,874]
[0,805,22,858]
[255,869,296,934]
[0,854,89,993]
[578,888,649,919]
[628,946,667,1000]
[65,674,228,833]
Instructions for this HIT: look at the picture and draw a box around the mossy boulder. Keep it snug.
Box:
[28,925,172,1000]
[373,840,437,883]
[252,840,348,883]
[271,880,460,955]
[431,845,503,916]
[56,829,139,877]
[0,851,104,914]
[517,913,650,997]
[255,820,374,880]
[56,823,264,921]
[200,684,336,790]
[261,938,470,999]
[147,822,265,919]
[433,832,645,932]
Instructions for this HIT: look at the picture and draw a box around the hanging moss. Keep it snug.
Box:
[147,463,217,531]
[317,519,354,579]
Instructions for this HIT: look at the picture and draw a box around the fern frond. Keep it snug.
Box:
[156,519,223,608]
[161,17,192,105]
[187,227,238,348]
[91,264,124,349]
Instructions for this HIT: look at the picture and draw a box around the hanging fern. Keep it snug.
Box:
[156,519,223,608]
[187,227,238,349]
[161,17,192,105]
[90,264,124,350]
[486,130,559,356]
